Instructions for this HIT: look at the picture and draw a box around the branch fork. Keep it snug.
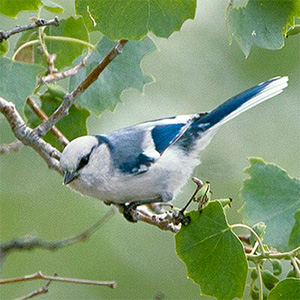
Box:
[0,17,59,43]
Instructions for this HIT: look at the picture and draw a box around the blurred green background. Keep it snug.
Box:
[0,0,299,299]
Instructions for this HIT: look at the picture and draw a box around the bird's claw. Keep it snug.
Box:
[123,203,139,223]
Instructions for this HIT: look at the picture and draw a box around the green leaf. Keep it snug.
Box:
[0,40,8,56]
[44,16,90,69]
[69,37,156,116]
[289,210,300,248]
[25,85,89,150]
[41,0,64,13]
[0,0,40,17]
[262,270,279,290]
[226,0,300,56]
[267,278,300,300]
[0,57,43,114]
[75,0,197,40]
[240,158,300,251]
[175,201,248,300]
[270,259,282,277]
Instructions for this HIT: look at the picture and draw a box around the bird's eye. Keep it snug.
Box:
[78,154,90,170]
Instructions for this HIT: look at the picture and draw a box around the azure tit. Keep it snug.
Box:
[60,77,288,222]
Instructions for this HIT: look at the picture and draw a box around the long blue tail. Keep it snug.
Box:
[194,76,288,130]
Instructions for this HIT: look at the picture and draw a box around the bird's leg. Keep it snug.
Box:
[173,177,205,226]
[122,198,163,223]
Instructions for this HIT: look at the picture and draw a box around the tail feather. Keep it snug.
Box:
[195,76,288,130]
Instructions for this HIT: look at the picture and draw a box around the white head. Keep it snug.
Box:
[60,136,99,185]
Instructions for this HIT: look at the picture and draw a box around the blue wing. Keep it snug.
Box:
[100,115,197,175]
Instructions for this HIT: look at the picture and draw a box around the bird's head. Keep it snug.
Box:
[60,136,99,185]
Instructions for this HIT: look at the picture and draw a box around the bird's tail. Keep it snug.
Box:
[177,76,289,152]
[194,76,288,131]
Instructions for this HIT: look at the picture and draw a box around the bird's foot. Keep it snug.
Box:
[172,210,191,226]
[122,202,139,223]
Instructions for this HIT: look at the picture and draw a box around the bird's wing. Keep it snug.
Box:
[104,114,207,175]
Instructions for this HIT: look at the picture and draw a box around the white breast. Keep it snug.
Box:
[68,144,200,205]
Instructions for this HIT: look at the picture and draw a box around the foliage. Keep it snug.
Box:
[0,0,299,299]
[175,158,300,299]
[176,201,248,300]
[226,0,300,56]
[75,0,197,40]
[69,37,156,115]
[241,158,300,251]
[0,57,43,113]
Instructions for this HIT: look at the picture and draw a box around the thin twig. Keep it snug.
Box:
[231,223,266,256]
[15,280,52,300]
[0,208,115,257]
[0,17,59,43]
[27,97,69,147]
[36,39,128,137]
[0,140,23,155]
[38,18,57,74]
[0,271,116,288]
[247,246,300,262]
[39,50,93,84]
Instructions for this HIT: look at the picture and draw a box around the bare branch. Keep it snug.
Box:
[27,97,69,147]
[0,17,59,43]
[0,97,61,173]
[36,39,128,137]
[0,209,115,257]
[15,280,51,300]
[0,271,116,289]
[39,50,93,84]
[135,209,181,233]
[0,140,23,155]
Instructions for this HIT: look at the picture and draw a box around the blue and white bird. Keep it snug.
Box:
[60,77,288,221]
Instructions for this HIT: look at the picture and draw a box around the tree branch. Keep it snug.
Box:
[39,50,93,84]
[0,17,59,43]
[135,207,181,233]
[0,97,61,173]
[15,279,52,300]
[0,209,115,258]
[36,39,128,137]
[27,97,69,147]
[0,271,116,289]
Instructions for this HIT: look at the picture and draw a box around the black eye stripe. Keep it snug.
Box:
[76,145,96,171]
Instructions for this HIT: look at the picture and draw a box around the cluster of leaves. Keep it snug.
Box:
[1,0,299,142]
[176,158,300,299]
[0,1,299,299]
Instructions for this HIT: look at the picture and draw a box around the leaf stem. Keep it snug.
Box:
[45,36,96,50]
[12,40,40,61]
[256,264,263,300]
[247,246,300,262]
[230,223,266,256]
[12,36,96,61]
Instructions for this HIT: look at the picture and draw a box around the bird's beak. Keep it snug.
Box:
[63,170,78,185]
